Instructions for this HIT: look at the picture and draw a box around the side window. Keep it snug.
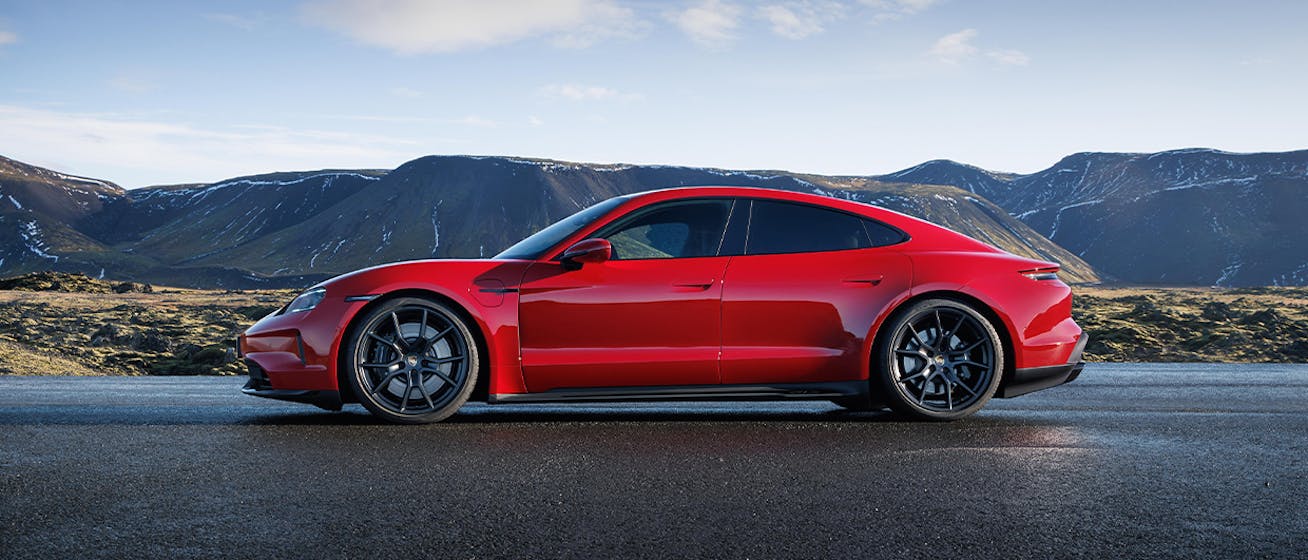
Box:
[598,200,732,260]
[863,218,907,247]
[746,200,872,255]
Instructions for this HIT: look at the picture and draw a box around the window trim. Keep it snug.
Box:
[741,197,910,256]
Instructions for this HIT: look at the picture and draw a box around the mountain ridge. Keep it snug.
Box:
[877,147,1308,286]
[8,147,1301,288]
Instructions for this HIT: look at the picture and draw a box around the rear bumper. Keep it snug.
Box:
[242,358,342,411]
[998,333,1087,398]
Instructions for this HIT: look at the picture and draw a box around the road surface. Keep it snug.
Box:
[1,363,1305,559]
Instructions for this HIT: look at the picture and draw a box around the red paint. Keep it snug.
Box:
[240,186,1083,402]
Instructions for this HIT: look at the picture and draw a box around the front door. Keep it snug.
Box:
[518,199,737,392]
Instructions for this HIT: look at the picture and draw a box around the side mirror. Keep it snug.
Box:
[560,238,612,270]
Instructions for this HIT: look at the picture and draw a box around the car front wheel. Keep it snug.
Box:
[345,297,479,424]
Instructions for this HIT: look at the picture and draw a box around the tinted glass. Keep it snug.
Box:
[746,200,871,255]
[494,196,629,260]
[863,218,907,247]
[598,200,732,259]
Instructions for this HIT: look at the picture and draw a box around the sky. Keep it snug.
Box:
[0,0,1305,189]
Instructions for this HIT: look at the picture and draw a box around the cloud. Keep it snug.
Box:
[549,2,645,48]
[528,115,544,126]
[538,83,641,101]
[0,30,17,46]
[860,0,939,21]
[928,28,978,63]
[0,104,418,187]
[986,48,1030,66]
[202,12,267,31]
[670,0,742,48]
[929,28,1029,66]
[300,0,639,54]
[757,2,845,39]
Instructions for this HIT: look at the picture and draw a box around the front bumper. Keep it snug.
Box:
[242,358,342,411]
[997,333,1087,398]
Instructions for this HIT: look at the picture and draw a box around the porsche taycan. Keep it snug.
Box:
[240,187,1085,423]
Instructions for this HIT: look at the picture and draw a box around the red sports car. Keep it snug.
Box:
[240,187,1085,423]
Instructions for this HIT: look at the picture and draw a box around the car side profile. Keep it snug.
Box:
[239,186,1086,423]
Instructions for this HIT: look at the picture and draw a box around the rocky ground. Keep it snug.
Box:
[0,273,289,376]
[1076,285,1308,362]
[0,273,1304,376]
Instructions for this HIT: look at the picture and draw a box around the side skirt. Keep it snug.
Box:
[488,381,866,404]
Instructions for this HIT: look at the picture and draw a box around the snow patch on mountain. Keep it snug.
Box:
[21,221,58,261]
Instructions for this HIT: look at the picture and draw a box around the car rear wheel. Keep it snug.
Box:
[875,299,1003,421]
[345,297,478,424]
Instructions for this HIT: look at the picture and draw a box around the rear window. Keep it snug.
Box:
[746,200,872,255]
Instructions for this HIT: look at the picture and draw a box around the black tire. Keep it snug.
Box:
[344,297,479,424]
[874,298,1004,421]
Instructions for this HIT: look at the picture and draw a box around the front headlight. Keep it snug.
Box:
[284,288,326,314]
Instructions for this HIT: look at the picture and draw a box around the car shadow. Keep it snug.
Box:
[0,403,936,426]
[0,400,1066,428]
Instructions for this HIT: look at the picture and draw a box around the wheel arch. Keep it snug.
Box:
[867,289,1017,391]
[335,288,493,404]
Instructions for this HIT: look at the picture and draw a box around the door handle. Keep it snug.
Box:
[842,275,883,286]
[673,279,716,290]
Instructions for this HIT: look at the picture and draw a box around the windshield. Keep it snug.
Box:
[494,196,631,260]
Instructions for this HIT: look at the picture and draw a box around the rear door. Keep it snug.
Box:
[719,199,911,385]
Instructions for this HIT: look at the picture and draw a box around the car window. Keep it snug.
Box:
[597,200,732,260]
[746,199,873,255]
[863,218,908,247]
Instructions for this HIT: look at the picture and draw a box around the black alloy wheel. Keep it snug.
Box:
[876,299,1004,420]
[346,297,479,424]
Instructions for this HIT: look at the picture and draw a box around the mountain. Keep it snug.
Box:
[0,155,1098,287]
[0,155,138,277]
[879,148,1308,287]
[878,159,1015,201]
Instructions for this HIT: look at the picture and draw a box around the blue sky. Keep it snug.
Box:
[0,0,1305,188]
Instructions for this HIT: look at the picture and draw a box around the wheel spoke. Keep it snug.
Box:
[909,327,930,350]
[415,375,436,410]
[367,332,404,354]
[370,370,404,395]
[945,380,954,410]
[954,339,984,354]
[390,312,407,350]
[360,360,399,369]
[427,355,464,365]
[422,367,457,386]
[934,310,945,347]
[955,381,979,397]
[912,370,937,405]
[943,314,966,349]
[427,326,455,350]
[958,359,988,369]
[397,377,413,412]
[901,370,928,383]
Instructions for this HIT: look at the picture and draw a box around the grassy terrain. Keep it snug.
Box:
[0,273,290,376]
[1075,286,1308,362]
[0,273,1304,376]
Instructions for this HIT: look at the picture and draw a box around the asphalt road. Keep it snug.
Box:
[1,364,1305,559]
